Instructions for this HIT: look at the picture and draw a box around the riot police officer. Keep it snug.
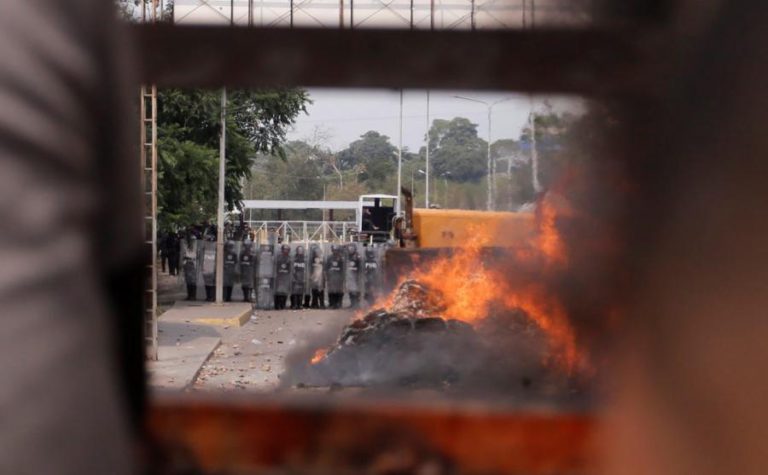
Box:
[239,240,255,302]
[256,243,275,310]
[290,245,307,309]
[363,247,380,305]
[222,240,237,302]
[182,235,199,301]
[345,243,362,308]
[309,244,325,309]
[201,236,217,302]
[274,244,292,310]
[325,244,345,309]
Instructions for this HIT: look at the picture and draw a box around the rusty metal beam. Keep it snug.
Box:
[149,397,597,474]
[131,24,656,95]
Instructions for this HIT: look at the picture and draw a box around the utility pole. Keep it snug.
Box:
[430,0,435,29]
[425,90,430,208]
[530,103,541,193]
[453,95,512,211]
[526,0,541,194]
[216,89,226,304]
[215,6,235,304]
[488,105,494,207]
[396,89,403,214]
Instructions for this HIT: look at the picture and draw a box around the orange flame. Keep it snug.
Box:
[374,194,586,373]
[310,348,328,365]
[536,196,568,266]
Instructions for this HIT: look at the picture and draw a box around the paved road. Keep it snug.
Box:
[154,269,358,393]
[190,307,354,392]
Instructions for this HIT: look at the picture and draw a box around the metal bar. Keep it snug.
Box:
[149,398,597,474]
[131,25,653,95]
[396,89,403,214]
[430,0,435,29]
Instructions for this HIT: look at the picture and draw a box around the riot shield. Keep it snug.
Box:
[180,236,200,300]
[345,243,361,294]
[363,246,382,305]
[256,244,274,309]
[180,237,199,285]
[222,241,238,301]
[291,245,307,295]
[201,239,217,301]
[309,244,325,290]
[274,246,292,297]
[325,247,345,295]
[239,241,255,302]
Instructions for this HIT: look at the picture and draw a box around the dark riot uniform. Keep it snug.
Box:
[201,238,217,301]
[222,240,237,302]
[363,247,380,305]
[274,244,291,310]
[325,245,345,309]
[290,246,307,309]
[239,241,255,302]
[345,243,362,308]
[309,244,325,309]
[166,233,180,276]
[182,236,199,300]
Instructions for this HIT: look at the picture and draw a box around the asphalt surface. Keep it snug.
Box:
[155,270,356,393]
[190,307,355,392]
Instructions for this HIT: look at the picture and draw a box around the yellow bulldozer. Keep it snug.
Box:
[383,188,536,288]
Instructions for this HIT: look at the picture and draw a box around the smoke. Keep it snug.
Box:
[281,296,592,405]
[280,105,626,404]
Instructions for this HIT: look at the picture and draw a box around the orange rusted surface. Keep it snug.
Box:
[149,398,597,474]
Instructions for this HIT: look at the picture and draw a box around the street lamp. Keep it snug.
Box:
[453,95,513,211]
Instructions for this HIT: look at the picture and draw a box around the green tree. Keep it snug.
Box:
[337,131,398,189]
[428,117,488,182]
[157,88,309,230]
[246,141,324,202]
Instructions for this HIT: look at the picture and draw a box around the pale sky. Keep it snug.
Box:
[171,3,586,152]
[287,88,584,152]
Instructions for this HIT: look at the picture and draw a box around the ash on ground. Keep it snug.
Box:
[282,280,591,402]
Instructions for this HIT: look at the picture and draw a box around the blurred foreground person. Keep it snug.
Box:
[603,3,768,475]
[0,2,141,474]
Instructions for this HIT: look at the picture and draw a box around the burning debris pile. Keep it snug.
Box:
[285,279,589,399]
[282,192,609,401]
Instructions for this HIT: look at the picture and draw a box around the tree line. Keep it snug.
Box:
[155,86,597,230]
[245,107,586,214]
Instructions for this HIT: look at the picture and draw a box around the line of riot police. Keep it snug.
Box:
[178,234,384,310]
